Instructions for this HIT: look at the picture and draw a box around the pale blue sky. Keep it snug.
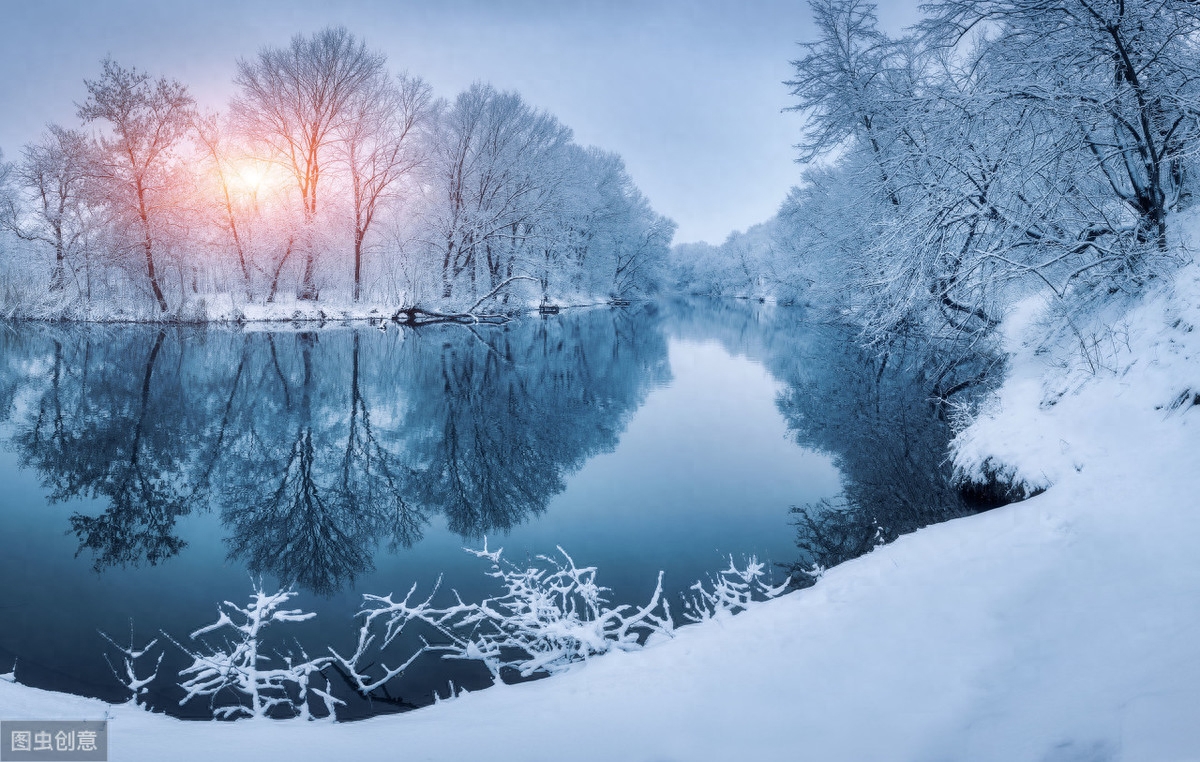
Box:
[0,0,920,244]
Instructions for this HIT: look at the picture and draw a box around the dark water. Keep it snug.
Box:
[0,301,976,718]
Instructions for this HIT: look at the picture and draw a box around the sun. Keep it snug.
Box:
[225,158,283,201]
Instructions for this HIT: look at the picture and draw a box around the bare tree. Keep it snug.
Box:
[7,126,92,293]
[232,26,386,300]
[0,149,13,227]
[786,0,913,206]
[0,31,673,314]
[78,58,193,313]
[434,83,572,302]
[339,72,434,301]
[780,0,1200,374]
[924,0,1200,256]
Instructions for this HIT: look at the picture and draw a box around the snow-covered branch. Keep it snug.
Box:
[169,584,340,720]
[99,549,796,720]
[99,624,162,709]
[682,556,790,623]
[346,541,677,690]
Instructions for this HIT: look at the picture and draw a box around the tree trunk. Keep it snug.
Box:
[50,232,66,292]
[136,182,167,312]
[268,237,295,304]
[442,238,455,299]
[353,229,364,302]
[298,251,318,301]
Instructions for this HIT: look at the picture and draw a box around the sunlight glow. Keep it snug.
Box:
[226,158,281,200]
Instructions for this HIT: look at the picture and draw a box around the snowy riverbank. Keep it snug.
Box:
[3,261,1199,760]
[0,291,625,325]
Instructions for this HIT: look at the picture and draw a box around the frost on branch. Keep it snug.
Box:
[99,623,162,709]
[682,556,790,623]
[328,580,444,701]
[342,541,675,692]
[169,585,342,720]
[442,544,676,678]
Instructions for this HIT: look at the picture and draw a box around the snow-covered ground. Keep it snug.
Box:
[3,258,1199,760]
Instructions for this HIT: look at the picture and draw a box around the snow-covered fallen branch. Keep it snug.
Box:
[389,306,513,326]
[388,275,541,325]
[167,586,342,720]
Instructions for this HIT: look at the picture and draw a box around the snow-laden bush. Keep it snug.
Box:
[335,542,676,689]
[681,555,790,623]
[168,587,342,720]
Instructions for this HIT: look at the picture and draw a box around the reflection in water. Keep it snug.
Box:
[14,329,194,569]
[0,301,980,595]
[774,329,979,577]
[663,299,987,579]
[1,307,669,594]
[217,331,424,594]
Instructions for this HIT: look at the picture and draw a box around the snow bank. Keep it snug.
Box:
[3,266,1199,760]
[953,252,1200,497]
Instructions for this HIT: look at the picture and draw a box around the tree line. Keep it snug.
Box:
[677,0,1200,395]
[0,27,675,319]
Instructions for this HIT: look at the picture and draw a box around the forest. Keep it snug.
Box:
[0,27,675,320]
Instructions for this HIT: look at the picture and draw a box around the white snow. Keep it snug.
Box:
[3,261,1200,760]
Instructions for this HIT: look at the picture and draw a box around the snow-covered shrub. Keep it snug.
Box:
[444,544,676,678]
[682,556,790,623]
[98,549,797,719]
[336,542,676,689]
[169,586,342,720]
[327,581,444,698]
[99,624,162,709]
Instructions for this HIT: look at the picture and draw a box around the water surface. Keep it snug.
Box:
[0,301,972,717]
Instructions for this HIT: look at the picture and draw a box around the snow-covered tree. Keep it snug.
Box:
[99,624,162,709]
[10,126,93,294]
[192,111,257,299]
[667,216,804,302]
[777,0,1200,387]
[787,0,911,206]
[233,26,387,301]
[428,83,572,304]
[338,72,434,302]
[682,556,789,622]
[78,58,194,312]
[335,543,675,693]
[925,0,1200,255]
[540,146,675,302]
[1,33,673,315]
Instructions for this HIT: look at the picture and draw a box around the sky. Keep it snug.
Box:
[0,0,920,245]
